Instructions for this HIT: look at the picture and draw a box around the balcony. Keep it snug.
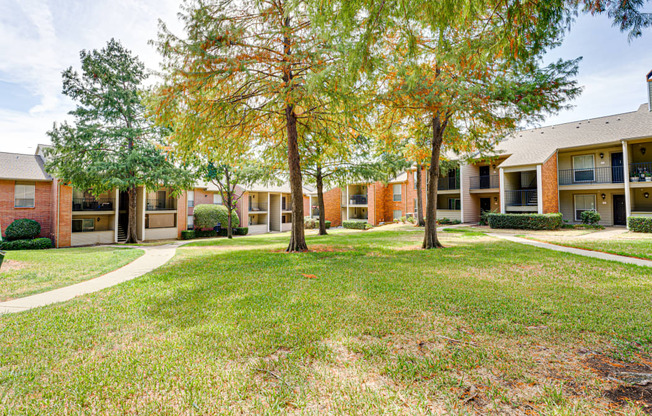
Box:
[146,199,177,211]
[558,166,624,185]
[469,175,499,190]
[349,194,368,205]
[505,190,538,207]
[438,176,460,191]
[630,162,652,183]
[72,198,114,211]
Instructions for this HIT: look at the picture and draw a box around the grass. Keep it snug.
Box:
[526,236,652,261]
[1,229,651,414]
[0,247,144,301]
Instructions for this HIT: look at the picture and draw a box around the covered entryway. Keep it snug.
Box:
[613,194,626,225]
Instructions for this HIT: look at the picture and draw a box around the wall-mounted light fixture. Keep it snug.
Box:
[601,193,606,200]
[642,147,647,156]
[645,192,650,199]
[97,217,101,222]
[494,197,498,202]
[491,164,496,170]
[599,152,604,159]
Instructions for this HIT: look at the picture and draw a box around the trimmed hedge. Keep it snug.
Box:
[487,213,563,230]
[5,219,41,241]
[325,220,331,229]
[304,218,331,230]
[217,227,249,236]
[195,229,218,238]
[580,210,601,225]
[628,217,652,233]
[0,238,52,251]
[343,220,371,230]
[193,204,239,230]
[181,230,195,240]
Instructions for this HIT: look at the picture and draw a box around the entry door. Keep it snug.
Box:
[613,195,626,225]
[479,166,490,188]
[611,152,624,183]
[480,198,491,213]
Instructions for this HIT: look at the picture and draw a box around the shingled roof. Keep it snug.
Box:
[0,152,52,181]
[497,103,652,168]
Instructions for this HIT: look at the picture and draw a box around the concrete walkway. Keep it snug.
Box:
[0,243,181,315]
[488,233,652,267]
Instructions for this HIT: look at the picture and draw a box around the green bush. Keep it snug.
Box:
[304,217,317,229]
[343,220,371,230]
[195,229,218,238]
[234,227,249,236]
[487,213,563,230]
[437,218,452,225]
[628,217,652,233]
[4,219,41,241]
[181,230,195,240]
[193,204,239,230]
[580,210,601,225]
[0,238,52,250]
[325,220,331,229]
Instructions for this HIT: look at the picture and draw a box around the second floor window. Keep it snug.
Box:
[15,182,35,208]
[188,192,194,208]
[393,184,402,202]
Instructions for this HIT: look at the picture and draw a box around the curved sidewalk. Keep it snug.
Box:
[0,243,180,315]
[488,233,652,268]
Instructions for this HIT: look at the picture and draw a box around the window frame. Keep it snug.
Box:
[213,193,222,205]
[393,210,403,220]
[72,218,95,233]
[574,194,597,221]
[14,182,36,208]
[572,154,596,183]
[392,184,402,202]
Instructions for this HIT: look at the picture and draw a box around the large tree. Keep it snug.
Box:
[46,39,194,244]
[153,0,351,252]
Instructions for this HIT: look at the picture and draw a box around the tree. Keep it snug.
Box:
[46,39,194,244]
[203,161,266,239]
[152,0,352,252]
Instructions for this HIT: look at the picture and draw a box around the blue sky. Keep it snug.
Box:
[0,1,650,154]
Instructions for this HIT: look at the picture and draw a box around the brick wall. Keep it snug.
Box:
[323,188,342,226]
[57,184,73,247]
[383,182,408,222]
[541,152,559,214]
[0,179,55,241]
[177,191,187,238]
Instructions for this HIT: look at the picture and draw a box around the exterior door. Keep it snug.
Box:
[479,166,490,188]
[611,152,624,183]
[613,195,626,225]
[480,198,491,213]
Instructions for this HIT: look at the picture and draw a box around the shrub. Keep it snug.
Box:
[195,229,218,238]
[479,209,498,226]
[580,210,601,225]
[628,217,652,233]
[487,213,563,230]
[304,217,317,229]
[0,238,52,250]
[193,204,239,230]
[325,220,331,229]
[234,227,249,236]
[181,230,195,240]
[4,219,41,241]
[343,220,371,230]
[407,216,416,224]
[437,218,452,225]
[400,216,407,223]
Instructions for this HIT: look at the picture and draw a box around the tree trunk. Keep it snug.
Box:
[286,103,308,252]
[416,162,425,227]
[126,186,139,244]
[227,208,233,239]
[316,167,327,236]
[423,117,445,249]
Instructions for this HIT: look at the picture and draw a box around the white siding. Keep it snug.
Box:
[146,227,177,241]
[71,231,115,246]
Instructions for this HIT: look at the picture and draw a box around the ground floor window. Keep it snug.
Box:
[393,210,402,220]
[574,194,596,221]
[448,198,461,210]
[187,215,194,230]
[72,218,95,233]
[213,193,222,205]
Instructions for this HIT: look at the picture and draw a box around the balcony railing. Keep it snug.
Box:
[558,166,624,185]
[438,176,461,191]
[505,190,538,206]
[72,198,114,211]
[349,194,368,205]
[469,175,499,190]
[146,199,177,211]
[630,162,652,182]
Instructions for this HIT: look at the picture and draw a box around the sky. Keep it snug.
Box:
[0,1,650,155]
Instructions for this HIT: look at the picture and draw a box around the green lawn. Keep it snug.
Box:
[526,236,652,261]
[0,247,144,301]
[1,230,651,414]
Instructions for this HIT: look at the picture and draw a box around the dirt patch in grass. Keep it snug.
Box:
[0,260,28,272]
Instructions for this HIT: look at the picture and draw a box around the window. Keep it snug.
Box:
[448,198,461,210]
[393,184,402,202]
[573,155,595,182]
[213,193,222,205]
[187,215,194,230]
[72,218,94,233]
[14,182,35,208]
[574,194,596,221]
[282,196,288,210]
[393,210,403,220]
[188,192,194,208]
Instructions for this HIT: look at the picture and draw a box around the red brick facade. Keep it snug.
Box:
[0,179,55,241]
[323,188,343,227]
[541,152,559,214]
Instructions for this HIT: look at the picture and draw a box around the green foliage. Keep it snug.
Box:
[0,238,52,251]
[304,218,318,230]
[196,230,219,238]
[488,213,563,230]
[343,221,372,230]
[436,218,461,225]
[193,205,239,230]
[628,217,652,233]
[5,219,41,241]
[233,227,249,236]
[325,221,331,229]
[181,230,195,240]
[580,210,601,225]
[479,209,498,226]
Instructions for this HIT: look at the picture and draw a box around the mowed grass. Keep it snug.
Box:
[527,235,652,261]
[0,247,144,301]
[1,229,652,414]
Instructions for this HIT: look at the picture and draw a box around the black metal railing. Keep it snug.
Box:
[72,198,114,211]
[469,175,499,190]
[146,199,177,211]
[505,190,538,206]
[438,176,461,191]
[630,162,652,182]
[349,194,368,205]
[558,166,624,185]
